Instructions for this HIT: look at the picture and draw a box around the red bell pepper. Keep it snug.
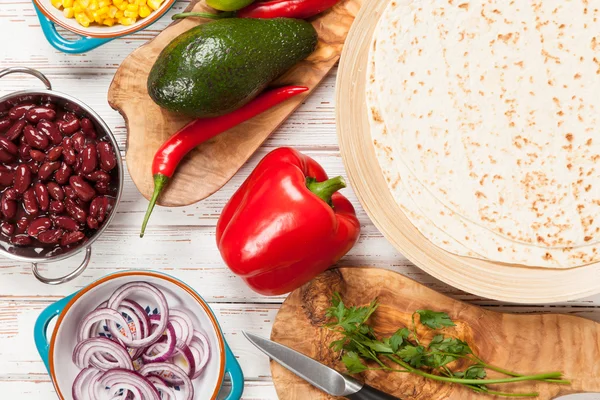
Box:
[216,147,360,295]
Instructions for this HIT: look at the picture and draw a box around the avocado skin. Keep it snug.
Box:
[147,18,318,118]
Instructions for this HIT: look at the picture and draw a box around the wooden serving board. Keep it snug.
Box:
[107,0,362,207]
[271,268,600,400]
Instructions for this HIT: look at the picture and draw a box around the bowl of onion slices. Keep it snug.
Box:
[33,271,244,399]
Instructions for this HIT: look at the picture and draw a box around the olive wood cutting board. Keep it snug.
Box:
[107,0,361,206]
[270,268,600,399]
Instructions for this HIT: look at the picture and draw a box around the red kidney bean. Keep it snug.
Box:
[80,118,96,138]
[80,143,97,174]
[0,222,14,236]
[4,188,17,201]
[22,188,38,215]
[58,118,80,135]
[34,183,49,211]
[37,120,63,145]
[11,234,32,246]
[65,198,86,223]
[42,102,57,110]
[49,200,65,214]
[5,120,26,141]
[1,192,16,219]
[85,170,110,183]
[9,103,35,120]
[30,150,46,162]
[25,107,56,123]
[55,163,72,184]
[89,196,110,222]
[23,125,49,150]
[26,161,39,174]
[69,175,95,202]
[63,112,77,122]
[14,164,32,194]
[46,146,63,161]
[38,161,60,181]
[97,142,117,171]
[18,142,32,162]
[74,154,83,173]
[0,149,15,164]
[94,181,110,195]
[38,229,64,244]
[26,217,51,237]
[63,147,76,165]
[53,215,79,231]
[72,131,85,152]
[87,216,99,229]
[47,182,64,201]
[15,217,29,234]
[61,231,85,246]
[64,186,77,200]
[0,137,18,155]
[0,170,14,187]
[0,117,11,132]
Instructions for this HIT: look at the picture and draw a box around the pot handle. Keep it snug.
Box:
[32,247,92,285]
[0,67,52,90]
[224,342,245,400]
[34,6,111,54]
[34,293,76,372]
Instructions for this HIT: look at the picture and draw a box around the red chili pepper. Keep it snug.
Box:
[237,0,341,19]
[171,0,341,21]
[140,86,309,237]
[216,147,360,295]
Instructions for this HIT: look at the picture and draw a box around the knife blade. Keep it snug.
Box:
[554,395,600,400]
[243,331,401,400]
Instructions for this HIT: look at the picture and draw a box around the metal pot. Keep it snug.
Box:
[0,67,124,285]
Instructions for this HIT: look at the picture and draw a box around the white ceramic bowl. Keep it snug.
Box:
[33,0,176,39]
[34,271,244,400]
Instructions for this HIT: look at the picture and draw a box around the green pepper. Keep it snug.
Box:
[206,0,255,11]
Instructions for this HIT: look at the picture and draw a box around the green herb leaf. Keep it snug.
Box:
[342,351,369,374]
[390,328,410,353]
[398,344,426,368]
[416,310,456,329]
[454,365,487,380]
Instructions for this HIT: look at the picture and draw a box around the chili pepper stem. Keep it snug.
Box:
[140,174,170,238]
[306,176,346,206]
[172,11,235,20]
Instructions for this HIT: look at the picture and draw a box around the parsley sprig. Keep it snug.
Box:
[325,293,570,398]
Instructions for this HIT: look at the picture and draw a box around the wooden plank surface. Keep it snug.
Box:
[1,0,600,399]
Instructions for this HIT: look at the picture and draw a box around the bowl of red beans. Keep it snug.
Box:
[0,67,123,285]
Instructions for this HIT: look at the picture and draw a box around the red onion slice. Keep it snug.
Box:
[107,282,169,349]
[72,368,102,400]
[142,322,176,363]
[73,337,133,371]
[77,308,132,343]
[140,363,194,400]
[190,330,211,375]
[147,376,176,400]
[99,368,160,400]
[168,309,195,345]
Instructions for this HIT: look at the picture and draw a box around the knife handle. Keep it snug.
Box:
[346,384,401,400]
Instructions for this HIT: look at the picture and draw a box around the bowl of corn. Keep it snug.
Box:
[33,0,175,53]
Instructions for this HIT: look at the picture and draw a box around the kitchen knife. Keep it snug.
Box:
[243,331,401,400]
[554,395,600,400]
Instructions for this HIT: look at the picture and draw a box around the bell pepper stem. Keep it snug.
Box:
[306,176,346,206]
[172,11,235,20]
[140,174,170,238]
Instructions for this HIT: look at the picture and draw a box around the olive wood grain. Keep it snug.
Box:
[107,0,362,207]
[335,0,600,303]
[271,268,600,400]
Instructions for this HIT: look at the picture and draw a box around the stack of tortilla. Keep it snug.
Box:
[367,0,600,268]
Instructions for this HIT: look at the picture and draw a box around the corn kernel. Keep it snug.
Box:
[73,2,82,12]
[108,5,118,17]
[97,6,109,15]
[63,0,74,7]
[118,2,128,10]
[78,0,89,6]
[136,0,146,5]
[51,0,63,9]
[126,4,137,11]
[63,7,74,17]
[113,0,123,5]
[138,4,151,17]
[75,12,91,27]
[147,0,161,10]
[98,0,110,7]
[118,17,135,25]
[103,17,115,26]
[115,10,124,18]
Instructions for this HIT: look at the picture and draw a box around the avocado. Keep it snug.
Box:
[147,18,318,118]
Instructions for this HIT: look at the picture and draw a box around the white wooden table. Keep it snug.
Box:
[1,1,600,399]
